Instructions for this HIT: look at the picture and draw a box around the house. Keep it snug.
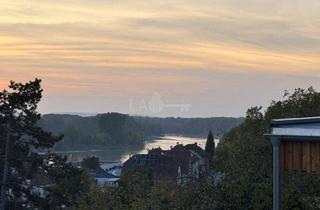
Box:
[122,143,209,183]
[187,144,210,175]
[265,116,320,210]
[100,161,122,171]
[94,171,120,187]
[107,165,122,177]
[30,174,53,198]
[122,153,171,176]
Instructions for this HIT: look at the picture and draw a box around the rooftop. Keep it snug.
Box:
[271,116,320,126]
[95,172,119,179]
[266,116,320,140]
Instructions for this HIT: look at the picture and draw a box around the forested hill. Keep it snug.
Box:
[134,116,243,137]
[39,113,145,151]
[39,113,243,150]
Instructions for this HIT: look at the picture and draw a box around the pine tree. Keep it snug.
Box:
[0,79,62,209]
[205,130,215,163]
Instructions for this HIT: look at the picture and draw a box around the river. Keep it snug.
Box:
[56,135,219,163]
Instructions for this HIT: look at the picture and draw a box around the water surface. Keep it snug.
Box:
[57,135,219,163]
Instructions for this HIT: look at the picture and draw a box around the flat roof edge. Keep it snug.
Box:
[264,133,320,141]
[271,116,320,126]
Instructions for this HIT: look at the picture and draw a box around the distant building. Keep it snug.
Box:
[107,165,122,177]
[94,171,120,187]
[122,143,209,183]
[30,174,53,198]
[100,161,122,171]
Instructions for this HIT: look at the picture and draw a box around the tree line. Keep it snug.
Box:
[39,113,146,151]
[134,116,243,137]
[38,113,242,152]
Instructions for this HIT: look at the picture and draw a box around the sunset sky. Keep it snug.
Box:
[0,0,319,117]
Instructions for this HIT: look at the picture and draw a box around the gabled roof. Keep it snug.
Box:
[107,165,122,171]
[95,172,119,179]
[184,143,208,157]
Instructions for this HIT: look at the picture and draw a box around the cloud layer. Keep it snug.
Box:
[0,0,319,116]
